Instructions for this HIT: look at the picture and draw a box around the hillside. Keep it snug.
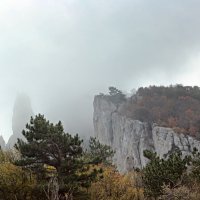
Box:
[119,85,200,138]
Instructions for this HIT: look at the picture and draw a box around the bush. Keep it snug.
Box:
[89,166,144,200]
[161,183,200,200]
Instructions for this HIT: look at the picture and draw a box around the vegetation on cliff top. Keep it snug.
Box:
[106,85,200,138]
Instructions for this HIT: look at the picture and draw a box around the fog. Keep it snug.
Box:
[1,0,200,141]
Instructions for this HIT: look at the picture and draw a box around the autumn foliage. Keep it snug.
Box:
[89,166,144,200]
[120,85,200,137]
[0,150,36,200]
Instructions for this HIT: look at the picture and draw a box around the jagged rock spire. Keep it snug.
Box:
[7,94,34,148]
[0,135,5,150]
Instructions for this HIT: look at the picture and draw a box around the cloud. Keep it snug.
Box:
[1,0,200,141]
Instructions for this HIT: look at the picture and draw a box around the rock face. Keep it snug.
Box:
[0,135,5,150]
[93,95,200,172]
[7,94,34,148]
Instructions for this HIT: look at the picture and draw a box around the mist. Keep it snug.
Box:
[1,0,200,141]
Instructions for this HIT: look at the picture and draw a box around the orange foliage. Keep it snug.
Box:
[120,85,200,137]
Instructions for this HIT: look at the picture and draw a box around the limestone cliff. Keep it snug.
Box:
[7,94,34,148]
[93,95,200,172]
[0,135,5,150]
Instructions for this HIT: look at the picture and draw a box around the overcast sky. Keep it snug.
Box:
[1,0,200,141]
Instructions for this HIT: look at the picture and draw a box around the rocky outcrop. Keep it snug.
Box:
[93,95,200,172]
[7,94,34,148]
[0,135,5,150]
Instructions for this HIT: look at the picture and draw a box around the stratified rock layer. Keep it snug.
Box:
[93,95,200,172]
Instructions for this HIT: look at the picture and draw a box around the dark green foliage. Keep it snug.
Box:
[15,114,82,173]
[142,149,190,198]
[107,86,126,105]
[15,114,100,198]
[87,137,114,165]
[109,86,123,96]
[190,147,200,182]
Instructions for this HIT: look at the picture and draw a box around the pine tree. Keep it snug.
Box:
[87,137,114,165]
[142,149,190,199]
[108,86,126,105]
[15,114,99,199]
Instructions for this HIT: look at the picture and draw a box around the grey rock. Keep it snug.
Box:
[93,95,200,172]
[7,94,34,148]
[0,135,5,150]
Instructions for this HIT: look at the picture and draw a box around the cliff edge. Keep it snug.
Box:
[93,95,200,172]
